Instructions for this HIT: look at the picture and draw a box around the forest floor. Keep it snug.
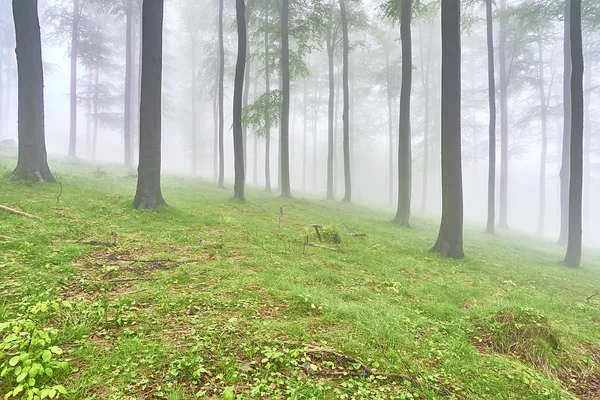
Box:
[1,155,600,400]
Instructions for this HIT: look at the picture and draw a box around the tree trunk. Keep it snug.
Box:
[431,0,463,259]
[558,0,572,245]
[190,40,197,174]
[68,0,80,158]
[536,33,548,235]
[583,51,591,234]
[233,0,246,201]
[498,0,509,229]
[564,0,583,267]
[339,0,351,203]
[124,0,133,167]
[279,0,292,198]
[326,12,335,200]
[485,0,496,234]
[218,0,225,188]
[394,0,412,226]
[134,0,166,210]
[264,6,271,192]
[10,0,54,182]
[303,77,308,191]
[92,64,99,160]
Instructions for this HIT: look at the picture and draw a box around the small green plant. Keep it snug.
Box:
[321,226,342,244]
[1,303,70,400]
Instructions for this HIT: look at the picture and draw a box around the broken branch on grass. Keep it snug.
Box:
[228,204,244,213]
[587,292,599,302]
[0,204,44,220]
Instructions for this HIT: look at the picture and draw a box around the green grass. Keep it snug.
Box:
[1,155,600,399]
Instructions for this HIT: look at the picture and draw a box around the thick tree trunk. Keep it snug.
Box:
[564,0,583,267]
[558,0,572,245]
[339,0,351,202]
[326,15,335,200]
[190,41,197,174]
[432,0,463,259]
[536,33,548,235]
[10,0,54,182]
[68,0,80,158]
[233,0,246,201]
[124,0,133,167]
[264,6,271,193]
[218,0,225,188]
[498,0,509,229]
[485,0,496,234]
[394,0,412,226]
[583,51,591,234]
[92,65,99,160]
[134,0,166,210]
[279,0,292,198]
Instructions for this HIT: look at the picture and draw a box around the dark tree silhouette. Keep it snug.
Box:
[485,0,496,234]
[10,0,54,183]
[280,0,292,198]
[68,0,80,158]
[218,0,225,189]
[432,0,464,259]
[559,0,572,246]
[564,0,583,267]
[339,0,351,203]
[233,0,247,201]
[133,0,166,210]
[394,0,412,227]
[124,0,133,168]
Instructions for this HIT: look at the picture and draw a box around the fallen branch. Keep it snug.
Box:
[0,205,43,220]
[587,292,599,302]
[228,204,244,213]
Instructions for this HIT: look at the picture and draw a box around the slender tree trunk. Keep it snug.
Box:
[583,51,591,234]
[564,0,583,267]
[11,0,54,182]
[394,0,412,226]
[134,0,166,209]
[339,0,351,202]
[498,0,509,229]
[124,0,133,167]
[485,0,496,234]
[92,64,99,160]
[218,0,225,188]
[326,19,335,200]
[190,41,197,174]
[536,33,548,235]
[303,77,308,191]
[386,44,394,206]
[264,6,272,193]
[432,0,463,259]
[559,0,572,245]
[233,0,246,200]
[68,0,80,158]
[280,0,292,198]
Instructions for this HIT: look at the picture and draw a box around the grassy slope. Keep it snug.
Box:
[1,156,599,399]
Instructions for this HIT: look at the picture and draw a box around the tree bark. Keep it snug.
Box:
[279,0,292,198]
[485,0,496,234]
[264,6,272,193]
[394,0,412,226]
[124,0,133,167]
[558,0,572,245]
[498,0,509,229]
[564,0,583,267]
[218,0,225,188]
[10,0,54,182]
[233,0,246,201]
[134,0,166,210]
[339,0,351,202]
[536,32,548,235]
[68,0,80,158]
[431,0,463,259]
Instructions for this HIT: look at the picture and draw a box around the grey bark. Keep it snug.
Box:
[279,0,292,198]
[233,0,246,200]
[339,0,351,202]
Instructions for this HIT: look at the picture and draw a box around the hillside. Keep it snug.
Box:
[1,157,600,400]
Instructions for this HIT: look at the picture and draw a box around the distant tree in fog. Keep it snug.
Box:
[339,0,351,202]
[233,0,247,200]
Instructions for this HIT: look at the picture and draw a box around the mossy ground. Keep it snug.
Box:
[1,155,600,399]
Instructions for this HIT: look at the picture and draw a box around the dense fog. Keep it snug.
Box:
[1,0,599,244]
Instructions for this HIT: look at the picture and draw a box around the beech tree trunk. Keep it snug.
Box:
[218,0,225,188]
[564,0,583,267]
[124,0,133,167]
[559,0,572,246]
[485,0,496,234]
[339,0,351,202]
[233,0,246,201]
[279,0,292,198]
[431,0,464,259]
[10,0,54,183]
[498,0,509,229]
[133,0,166,210]
[68,0,80,158]
[394,0,412,227]
[536,33,548,235]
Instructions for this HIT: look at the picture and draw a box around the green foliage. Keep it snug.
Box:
[0,303,70,400]
[321,225,342,244]
[242,90,281,137]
